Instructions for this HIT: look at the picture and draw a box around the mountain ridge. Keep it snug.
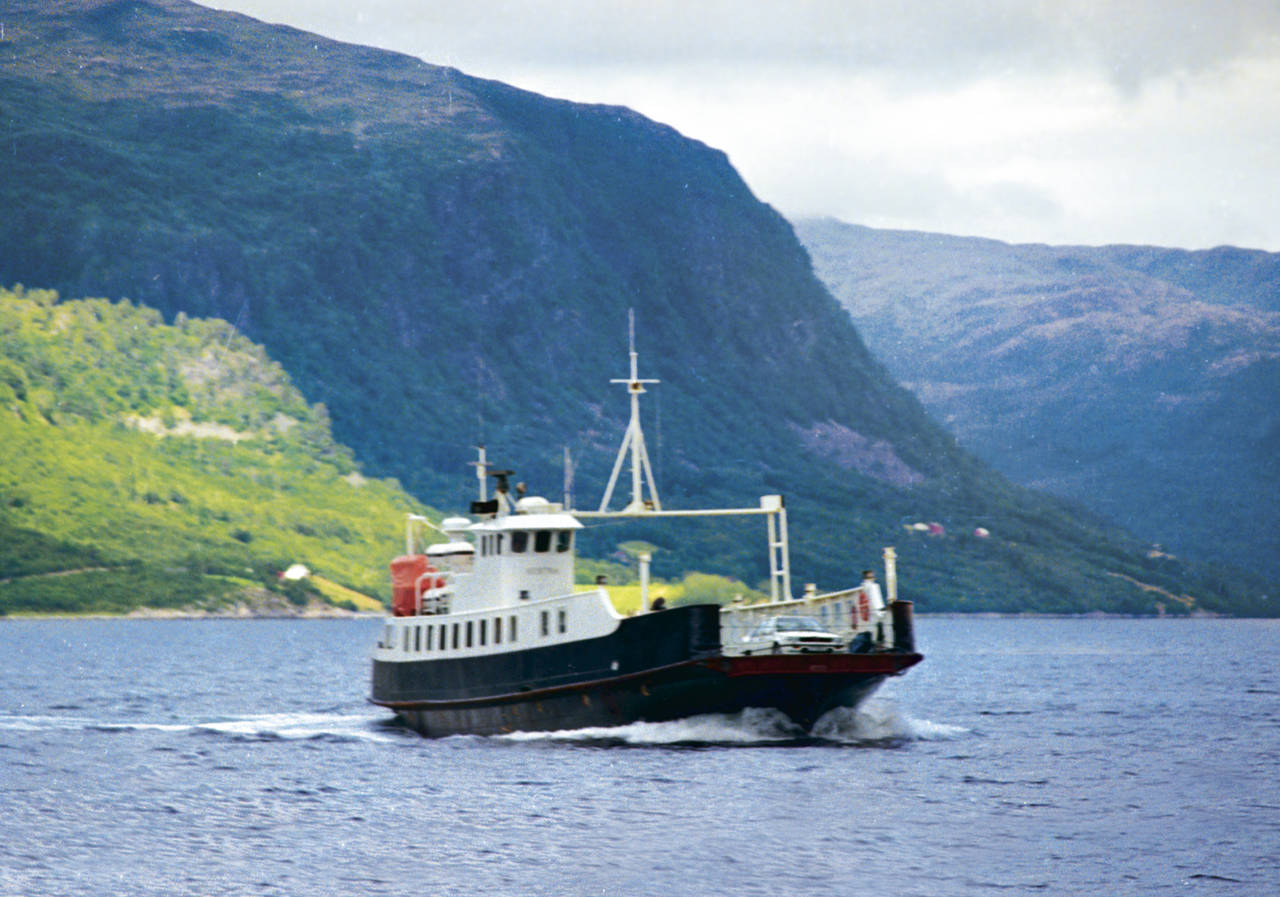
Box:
[795,217,1280,582]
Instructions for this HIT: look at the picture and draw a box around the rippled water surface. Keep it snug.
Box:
[2,617,1278,896]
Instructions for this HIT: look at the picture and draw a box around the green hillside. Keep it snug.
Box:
[0,286,421,615]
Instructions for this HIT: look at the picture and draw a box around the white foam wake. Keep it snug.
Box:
[497,702,969,746]
[195,711,394,742]
[811,700,970,743]
[0,714,96,732]
[498,707,803,745]
[0,710,395,742]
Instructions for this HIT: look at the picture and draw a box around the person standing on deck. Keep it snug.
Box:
[859,570,884,615]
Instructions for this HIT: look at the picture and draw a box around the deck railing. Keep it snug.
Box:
[719,587,892,656]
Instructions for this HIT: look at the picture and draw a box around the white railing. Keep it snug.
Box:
[413,569,455,616]
[719,587,892,656]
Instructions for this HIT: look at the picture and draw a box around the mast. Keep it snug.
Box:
[598,309,662,513]
[580,311,793,602]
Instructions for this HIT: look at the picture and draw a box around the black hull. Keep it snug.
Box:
[374,654,922,738]
[390,658,916,736]
[370,604,922,736]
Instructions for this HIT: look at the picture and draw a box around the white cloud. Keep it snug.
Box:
[201,1,1280,249]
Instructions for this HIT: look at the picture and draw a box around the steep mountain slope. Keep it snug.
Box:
[795,218,1280,581]
[2,1,1270,613]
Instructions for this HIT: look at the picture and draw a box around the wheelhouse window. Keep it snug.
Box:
[534,530,552,553]
[556,531,573,553]
[511,531,529,553]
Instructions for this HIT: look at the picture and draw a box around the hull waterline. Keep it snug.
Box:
[372,650,923,737]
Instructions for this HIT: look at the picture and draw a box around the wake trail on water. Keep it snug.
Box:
[3,701,967,748]
[498,707,802,745]
[194,711,399,742]
[0,710,399,743]
[495,699,969,747]
[811,700,970,743]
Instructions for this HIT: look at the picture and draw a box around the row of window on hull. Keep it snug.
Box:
[387,608,570,655]
[478,531,574,557]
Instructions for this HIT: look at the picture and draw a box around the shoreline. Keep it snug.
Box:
[0,603,386,621]
[0,611,387,620]
[2,609,1272,621]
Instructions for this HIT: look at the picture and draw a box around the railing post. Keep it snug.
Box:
[640,552,651,613]
[883,546,898,604]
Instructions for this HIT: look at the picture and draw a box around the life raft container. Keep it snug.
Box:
[390,554,444,616]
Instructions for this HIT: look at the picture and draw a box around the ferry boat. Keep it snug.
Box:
[369,325,923,736]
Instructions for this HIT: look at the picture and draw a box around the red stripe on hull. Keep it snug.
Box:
[707,651,923,678]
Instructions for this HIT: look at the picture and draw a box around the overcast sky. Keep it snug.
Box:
[202,1,1280,251]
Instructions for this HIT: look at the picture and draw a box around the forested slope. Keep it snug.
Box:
[0,286,416,614]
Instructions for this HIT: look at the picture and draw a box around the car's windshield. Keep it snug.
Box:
[775,616,824,632]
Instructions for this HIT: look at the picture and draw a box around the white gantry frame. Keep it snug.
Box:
[579,311,792,603]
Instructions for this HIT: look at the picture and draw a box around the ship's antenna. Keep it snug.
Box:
[470,445,488,501]
[563,445,574,510]
[598,309,661,513]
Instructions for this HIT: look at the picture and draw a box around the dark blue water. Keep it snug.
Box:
[2,617,1277,896]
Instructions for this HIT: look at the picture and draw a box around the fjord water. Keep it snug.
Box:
[2,618,1276,896]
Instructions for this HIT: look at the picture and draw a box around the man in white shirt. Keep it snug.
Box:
[859,569,885,615]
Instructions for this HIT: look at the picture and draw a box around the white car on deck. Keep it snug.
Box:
[740,615,845,655]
